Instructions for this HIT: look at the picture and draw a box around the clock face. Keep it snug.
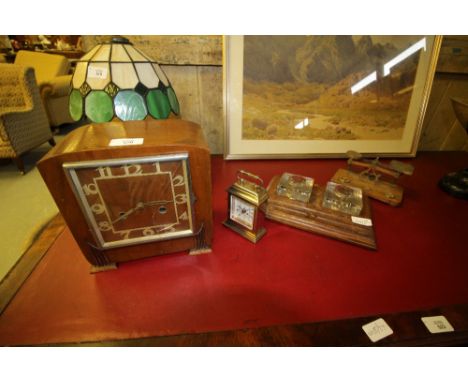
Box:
[230,195,256,230]
[64,153,194,249]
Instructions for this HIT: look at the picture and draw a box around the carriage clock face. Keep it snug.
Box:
[230,195,256,230]
[64,153,194,249]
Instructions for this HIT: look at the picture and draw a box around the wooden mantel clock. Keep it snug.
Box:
[38,119,213,271]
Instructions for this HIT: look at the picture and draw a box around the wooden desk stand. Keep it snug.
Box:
[331,151,414,206]
[263,175,376,249]
[332,167,403,206]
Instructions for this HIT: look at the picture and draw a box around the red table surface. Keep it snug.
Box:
[0,152,467,345]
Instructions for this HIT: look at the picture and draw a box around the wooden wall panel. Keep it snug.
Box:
[418,36,468,151]
[442,119,468,150]
[163,66,223,154]
[419,75,468,151]
[437,36,468,75]
[421,78,451,136]
[197,66,224,155]
[163,65,201,122]
[82,35,222,66]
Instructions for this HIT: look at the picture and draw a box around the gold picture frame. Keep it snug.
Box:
[224,35,442,159]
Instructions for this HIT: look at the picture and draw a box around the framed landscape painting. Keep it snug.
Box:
[224,35,442,159]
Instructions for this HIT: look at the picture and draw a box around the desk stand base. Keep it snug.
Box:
[264,176,376,250]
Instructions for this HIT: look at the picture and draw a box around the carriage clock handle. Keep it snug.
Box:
[237,170,264,187]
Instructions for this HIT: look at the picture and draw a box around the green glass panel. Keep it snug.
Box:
[146,90,171,119]
[85,91,114,122]
[69,89,83,121]
[114,91,147,121]
[167,87,180,115]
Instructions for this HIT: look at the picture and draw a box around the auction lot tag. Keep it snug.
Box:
[351,216,373,226]
[362,318,394,343]
[87,65,108,79]
[109,138,144,147]
[421,315,454,334]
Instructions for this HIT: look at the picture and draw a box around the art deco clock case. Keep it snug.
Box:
[38,120,213,268]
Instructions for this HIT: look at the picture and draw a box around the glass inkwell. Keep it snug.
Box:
[276,173,314,203]
[322,181,363,215]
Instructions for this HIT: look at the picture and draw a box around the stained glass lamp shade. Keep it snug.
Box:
[69,37,180,123]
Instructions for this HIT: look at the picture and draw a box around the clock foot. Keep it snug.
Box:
[189,247,212,256]
[90,263,118,273]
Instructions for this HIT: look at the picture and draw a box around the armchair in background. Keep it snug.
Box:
[14,50,74,128]
[0,63,55,173]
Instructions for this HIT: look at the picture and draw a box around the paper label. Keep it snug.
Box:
[362,318,393,343]
[87,65,108,79]
[421,315,454,334]
[351,216,373,226]
[109,138,144,147]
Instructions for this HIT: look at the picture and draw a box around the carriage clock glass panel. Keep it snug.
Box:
[230,194,256,230]
[64,153,194,249]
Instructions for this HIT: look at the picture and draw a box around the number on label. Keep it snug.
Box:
[143,228,155,236]
[98,221,111,231]
[91,203,105,214]
[179,211,188,221]
[175,194,187,204]
[172,175,185,187]
[119,230,131,239]
[82,183,98,196]
[96,166,113,178]
[122,164,142,175]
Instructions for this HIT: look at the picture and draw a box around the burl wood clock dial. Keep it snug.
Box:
[64,154,194,249]
[38,120,212,270]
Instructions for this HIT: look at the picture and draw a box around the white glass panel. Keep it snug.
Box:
[72,62,88,88]
[86,63,110,89]
[152,63,169,86]
[111,44,131,62]
[79,44,101,61]
[125,45,149,62]
[111,63,139,89]
[135,63,159,88]
[91,44,111,62]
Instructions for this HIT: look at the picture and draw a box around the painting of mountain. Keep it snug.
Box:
[242,35,423,140]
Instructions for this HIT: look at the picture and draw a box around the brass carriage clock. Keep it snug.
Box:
[223,170,268,243]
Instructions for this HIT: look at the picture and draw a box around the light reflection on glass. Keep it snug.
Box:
[383,38,426,76]
[351,71,377,95]
[294,118,309,130]
[351,37,426,94]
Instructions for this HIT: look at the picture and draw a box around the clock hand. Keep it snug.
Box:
[112,200,173,224]
[142,200,173,207]
[112,202,145,224]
